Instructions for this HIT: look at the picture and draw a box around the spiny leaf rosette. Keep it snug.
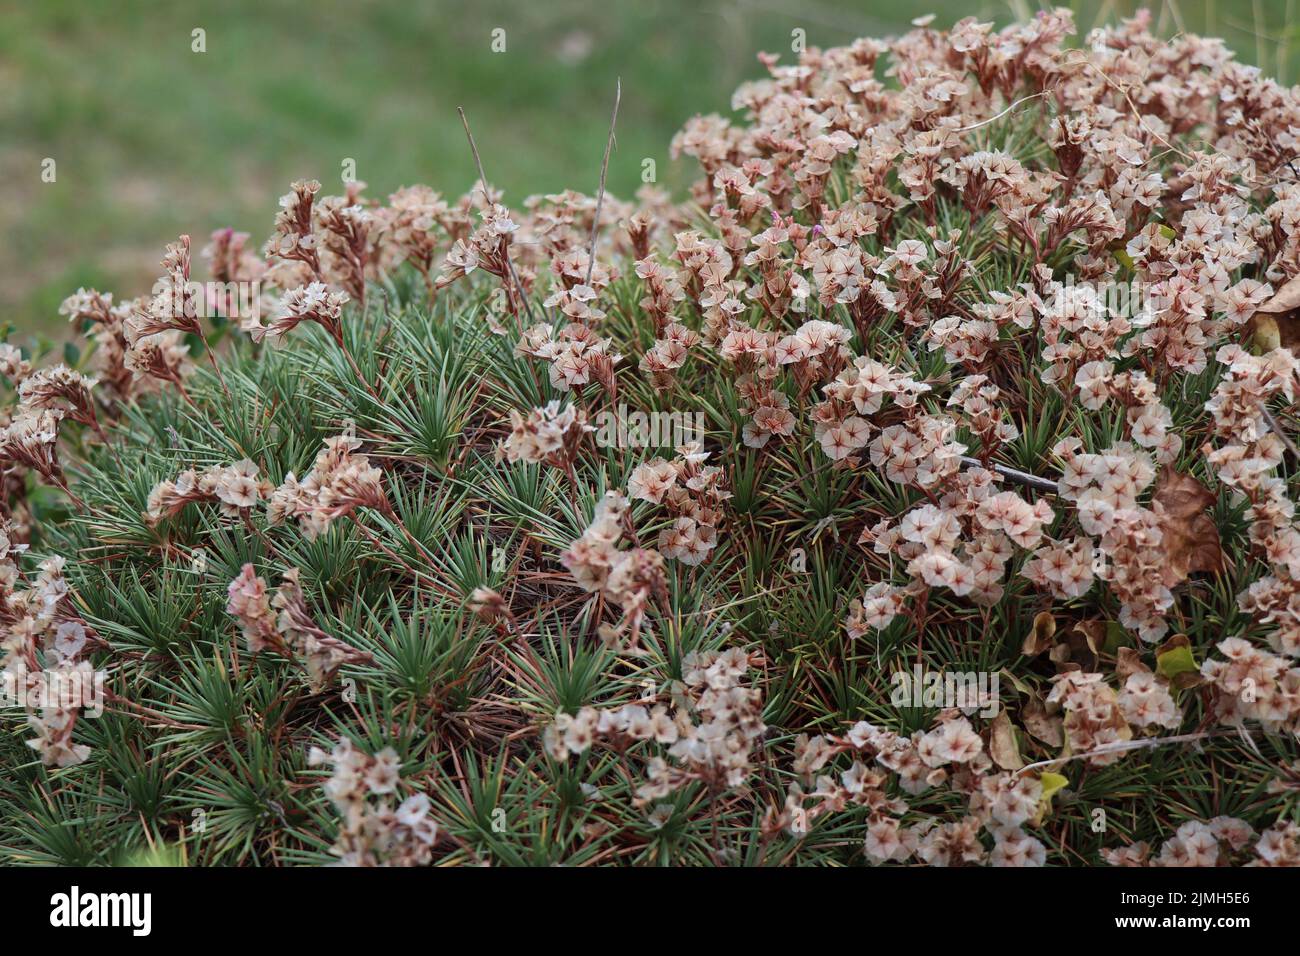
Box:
[3,10,1300,867]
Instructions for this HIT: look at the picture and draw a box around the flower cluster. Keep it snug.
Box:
[560,491,667,650]
[547,647,766,806]
[436,200,528,316]
[1105,817,1300,867]
[269,435,389,538]
[0,552,100,767]
[638,321,698,390]
[850,465,1052,631]
[1201,637,1300,736]
[125,235,202,342]
[812,357,929,462]
[309,738,440,866]
[781,711,1054,866]
[629,442,730,566]
[499,401,591,472]
[0,409,69,494]
[515,322,619,393]
[226,564,372,690]
[267,179,323,279]
[250,282,351,343]
[145,459,271,526]
[316,193,374,307]
[378,185,452,297]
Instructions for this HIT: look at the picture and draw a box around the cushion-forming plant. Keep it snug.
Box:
[2,8,1300,866]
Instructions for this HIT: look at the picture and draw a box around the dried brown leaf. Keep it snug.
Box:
[1257,275,1300,315]
[1023,699,1064,748]
[989,709,1025,770]
[1249,277,1300,351]
[1022,610,1056,657]
[1153,467,1223,589]
[1115,646,1149,680]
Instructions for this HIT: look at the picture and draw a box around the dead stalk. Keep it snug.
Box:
[456,106,537,326]
[584,78,622,289]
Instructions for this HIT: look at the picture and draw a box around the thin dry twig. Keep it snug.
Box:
[1261,404,1300,462]
[456,106,537,326]
[950,90,1048,133]
[1016,729,1228,774]
[584,78,622,289]
[960,455,1058,493]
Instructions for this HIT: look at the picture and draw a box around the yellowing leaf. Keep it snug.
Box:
[1040,772,1068,801]
[1249,276,1300,352]
[1155,634,1204,689]
[1156,642,1196,679]
[1250,313,1282,353]
[1034,771,1070,824]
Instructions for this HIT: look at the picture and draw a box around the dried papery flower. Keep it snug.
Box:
[812,356,930,464]
[203,227,265,285]
[268,435,389,539]
[125,235,203,342]
[1045,671,1132,766]
[792,130,857,216]
[227,564,372,690]
[145,459,272,527]
[202,226,267,322]
[1022,536,1096,600]
[515,322,620,394]
[309,738,439,866]
[273,568,373,690]
[316,195,374,308]
[1118,671,1182,731]
[267,179,323,278]
[499,401,591,476]
[437,200,529,318]
[639,321,698,390]
[59,287,116,334]
[560,491,668,651]
[249,282,351,344]
[633,257,687,334]
[629,443,729,566]
[0,409,71,496]
[382,185,449,298]
[1201,636,1300,735]
[226,563,284,655]
[1104,817,1300,867]
[546,647,765,806]
[828,355,1060,630]
[119,235,231,395]
[1,556,101,768]
[466,585,516,635]
[0,344,33,386]
[740,219,811,324]
[122,328,193,391]
[24,660,98,768]
[1047,439,1185,642]
[17,365,98,426]
[778,712,1063,867]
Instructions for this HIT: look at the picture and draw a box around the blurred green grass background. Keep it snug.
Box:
[1,0,1295,337]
